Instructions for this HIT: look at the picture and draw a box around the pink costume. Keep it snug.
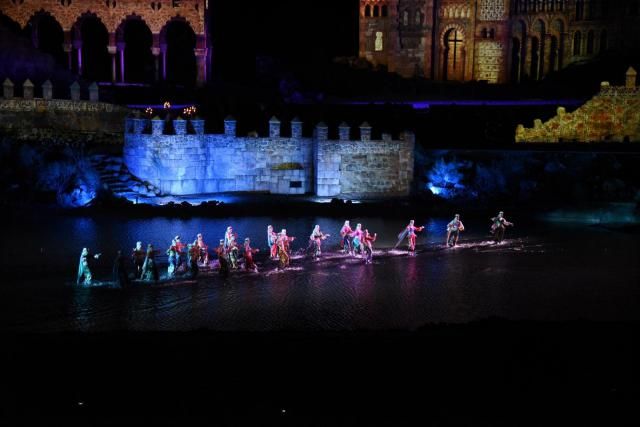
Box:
[406,224,424,252]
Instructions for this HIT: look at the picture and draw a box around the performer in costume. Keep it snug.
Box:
[277,229,295,269]
[340,220,353,254]
[350,223,364,256]
[215,239,229,277]
[446,214,465,247]
[187,243,199,278]
[243,238,259,272]
[132,241,145,279]
[174,236,186,272]
[396,220,424,256]
[166,238,179,279]
[363,229,377,264]
[490,211,513,243]
[113,250,130,289]
[309,225,330,259]
[141,244,159,283]
[194,233,209,266]
[227,234,240,269]
[267,225,278,259]
[224,226,236,251]
[77,247,101,286]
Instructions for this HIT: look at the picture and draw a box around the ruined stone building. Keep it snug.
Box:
[359,0,640,83]
[0,0,209,85]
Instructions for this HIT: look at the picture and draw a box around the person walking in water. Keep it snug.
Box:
[309,225,330,260]
[490,211,513,243]
[77,247,101,286]
[446,214,465,247]
[396,220,425,256]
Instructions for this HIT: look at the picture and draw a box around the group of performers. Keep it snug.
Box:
[76,212,514,287]
[338,221,377,264]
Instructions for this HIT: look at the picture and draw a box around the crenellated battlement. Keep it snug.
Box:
[124,116,415,197]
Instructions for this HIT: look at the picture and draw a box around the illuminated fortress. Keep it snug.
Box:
[359,0,640,83]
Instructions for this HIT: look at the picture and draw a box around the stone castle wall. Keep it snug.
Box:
[316,135,414,197]
[124,119,415,198]
[515,68,640,143]
[0,79,128,139]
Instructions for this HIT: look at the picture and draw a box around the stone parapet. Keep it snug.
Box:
[124,118,415,197]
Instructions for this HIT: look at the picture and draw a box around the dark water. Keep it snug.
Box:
[2,213,639,332]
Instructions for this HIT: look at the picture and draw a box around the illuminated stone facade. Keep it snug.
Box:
[0,0,209,85]
[124,119,415,198]
[515,68,640,142]
[359,0,640,83]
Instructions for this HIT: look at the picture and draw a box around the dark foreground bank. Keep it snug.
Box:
[1,322,638,426]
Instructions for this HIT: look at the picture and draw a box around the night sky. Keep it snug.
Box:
[211,0,360,80]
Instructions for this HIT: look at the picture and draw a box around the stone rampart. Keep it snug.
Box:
[0,79,128,138]
[124,118,415,198]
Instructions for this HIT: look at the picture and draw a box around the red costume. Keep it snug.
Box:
[244,240,259,271]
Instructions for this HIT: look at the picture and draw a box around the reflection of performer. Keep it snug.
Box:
[309,225,330,259]
[267,225,278,259]
[446,214,465,247]
[141,244,159,283]
[215,240,229,277]
[131,241,145,279]
[363,229,377,264]
[277,229,295,269]
[77,247,101,286]
[194,233,209,266]
[244,238,259,272]
[340,220,353,254]
[490,211,513,243]
[396,220,424,256]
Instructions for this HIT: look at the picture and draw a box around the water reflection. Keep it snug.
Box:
[3,214,640,332]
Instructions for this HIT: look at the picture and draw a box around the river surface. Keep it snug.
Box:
[1,213,639,332]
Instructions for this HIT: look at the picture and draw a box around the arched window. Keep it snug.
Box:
[415,10,422,25]
[599,29,608,52]
[481,28,488,38]
[374,31,383,51]
[365,4,371,17]
[382,5,388,17]
[558,0,564,11]
[489,28,496,39]
[514,1,519,13]
[576,0,584,20]
[586,30,594,54]
[586,0,594,19]
[373,5,379,17]
[443,29,465,81]
[573,31,582,56]
[539,0,545,11]
[403,10,409,26]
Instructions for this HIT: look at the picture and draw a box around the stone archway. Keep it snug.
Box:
[27,11,65,67]
[74,13,110,82]
[440,25,466,81]
[160,18,197,86]
[117,16,154,83]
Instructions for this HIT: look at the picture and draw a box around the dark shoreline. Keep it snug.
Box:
[2,320,638,426]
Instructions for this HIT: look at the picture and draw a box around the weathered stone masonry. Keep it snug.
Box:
[124,118,415,198]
